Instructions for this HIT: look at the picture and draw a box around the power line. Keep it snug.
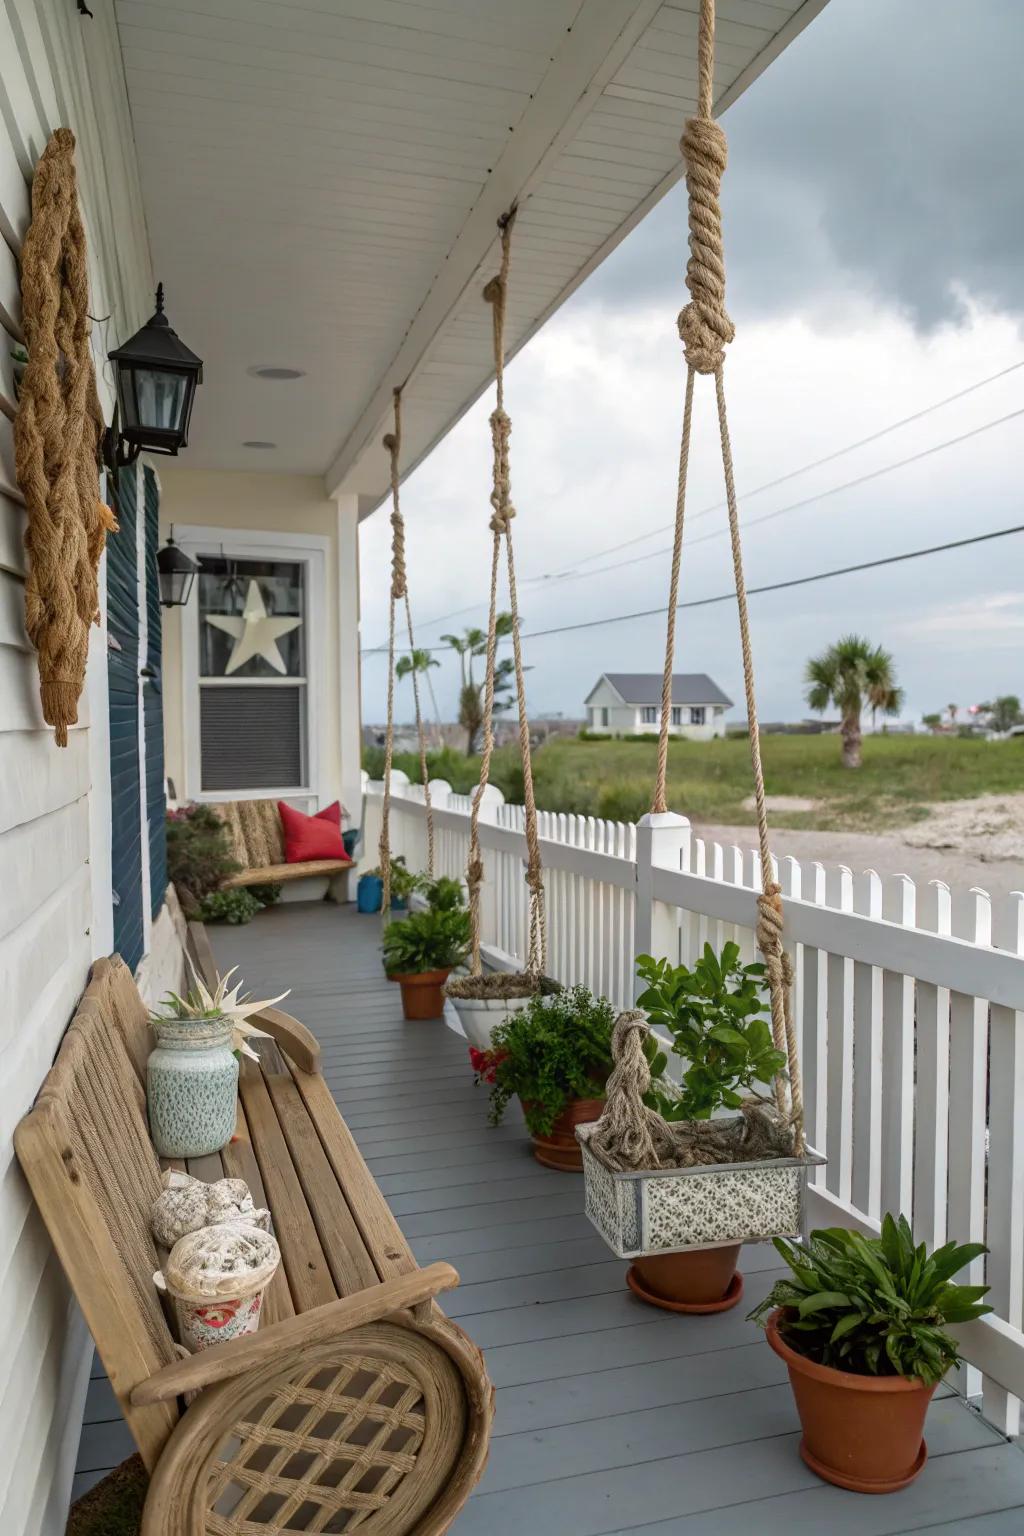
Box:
[361,521,1024,655]
[386,388,1024,644]
[537,359,1024,579]
[535,405,1024,586]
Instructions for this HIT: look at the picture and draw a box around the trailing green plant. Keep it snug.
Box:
[480,986,664,1136]
[166,804,240,905]
[381,906,471,977]
[247,881,283,907]
[636,941,786,1121]
[368,856,422,905]
[748,1215,991,1386]
[199,888,262,925]
[423,875,465,911]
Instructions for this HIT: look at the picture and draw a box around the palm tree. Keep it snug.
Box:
[440,615,516,753]
[395,648,443,745]
[805,636,903,768]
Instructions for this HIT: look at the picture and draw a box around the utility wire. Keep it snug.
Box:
[540,358,1024,578]
[362,521,1024,655]
[390,392,1024,642]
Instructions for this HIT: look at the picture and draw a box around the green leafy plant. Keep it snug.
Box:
[749,1215,991,1386]
[481,986,664,1136]
[636,942,786,1120]
[368,856,422,905]
[381,907,471,977]
[166,804,240,906]
[199,888,262,925]
[423,875,465,911]
[247,881,283,907]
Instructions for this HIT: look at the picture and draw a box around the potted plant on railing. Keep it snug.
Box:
[381,904,471,1020]
[147,962,286,1158]
[476,986,659,1170]
[749,1216,990,1493]
[577,941,821,1313]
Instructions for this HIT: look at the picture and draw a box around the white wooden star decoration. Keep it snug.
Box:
[205,579,301,675]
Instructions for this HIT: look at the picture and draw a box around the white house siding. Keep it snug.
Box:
[0,6,161,1532]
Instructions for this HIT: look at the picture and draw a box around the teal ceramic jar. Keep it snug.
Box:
[147,1015,238,1158]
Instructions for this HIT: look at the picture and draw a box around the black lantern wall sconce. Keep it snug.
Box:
[103,284,203,472]
[156,528,198,610]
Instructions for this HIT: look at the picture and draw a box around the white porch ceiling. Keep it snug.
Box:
[114,0,827,507]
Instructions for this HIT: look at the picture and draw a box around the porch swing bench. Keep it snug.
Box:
[212,797,353,901]
[15,926,492,1534]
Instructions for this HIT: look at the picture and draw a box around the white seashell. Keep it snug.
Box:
[150,1174,270,1247]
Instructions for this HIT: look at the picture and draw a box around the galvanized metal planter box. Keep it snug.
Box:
[577,1121,825,1260]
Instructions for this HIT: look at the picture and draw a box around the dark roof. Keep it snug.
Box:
[600,673,733,708]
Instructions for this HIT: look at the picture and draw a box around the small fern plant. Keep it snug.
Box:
[749,1215,990,1386]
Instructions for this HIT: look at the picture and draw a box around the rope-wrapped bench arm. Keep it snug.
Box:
[132,1263,458,1405]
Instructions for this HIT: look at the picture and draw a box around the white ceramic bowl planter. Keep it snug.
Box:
[444,973,540,1051]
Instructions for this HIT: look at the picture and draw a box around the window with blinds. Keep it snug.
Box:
[197,556,307,792]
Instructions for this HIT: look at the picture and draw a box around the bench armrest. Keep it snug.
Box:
[253,1005,321,1074]
[131,1262,458,1406]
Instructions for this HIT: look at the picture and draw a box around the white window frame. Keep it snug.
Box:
[690,705,706,726]
[670,706,682,726]
[177,526,328,806]
[640,706,657,725]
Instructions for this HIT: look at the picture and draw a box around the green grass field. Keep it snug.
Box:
[367,733,1024,832]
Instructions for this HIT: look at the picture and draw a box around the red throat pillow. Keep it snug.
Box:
[277,800,350,863]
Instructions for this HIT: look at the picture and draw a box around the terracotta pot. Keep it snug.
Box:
[766,1308,935,1493]
[525,1096,604,1171]
[628,1243,742,1314]
[389,968,452,1021]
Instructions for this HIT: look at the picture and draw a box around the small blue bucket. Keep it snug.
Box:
[357,874,383,914]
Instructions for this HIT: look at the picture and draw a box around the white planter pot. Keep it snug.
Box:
[450,992,532,1051]
[576,1121,824,1259]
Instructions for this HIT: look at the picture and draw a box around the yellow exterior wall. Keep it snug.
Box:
[158,469,345,809]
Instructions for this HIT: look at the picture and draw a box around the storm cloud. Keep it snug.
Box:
[583,0,1024,332]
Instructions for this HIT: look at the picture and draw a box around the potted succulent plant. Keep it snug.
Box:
[147,961,286,1158]
[381,904,471,1020]
[476,986,658,1170]
[749,1216,990,1493]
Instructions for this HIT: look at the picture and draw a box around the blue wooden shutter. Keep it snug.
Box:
[107,468,145,971]
[143,466,167,916]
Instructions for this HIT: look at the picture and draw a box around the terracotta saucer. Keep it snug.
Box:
[625,1264,744,1314]
[799,1435,928,1494]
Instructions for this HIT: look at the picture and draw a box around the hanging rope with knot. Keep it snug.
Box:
[588,1011,797,1173]
[465,208,546,978]
[648,0,803,1151]
[377,388,434,917]
[15,127,115,748]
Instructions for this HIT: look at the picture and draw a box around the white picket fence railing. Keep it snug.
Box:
[363,771,1024,1434]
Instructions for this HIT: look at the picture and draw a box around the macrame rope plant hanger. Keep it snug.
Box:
[578,0,821,1281]
[446,209,548,1011]
[376,388,435,918]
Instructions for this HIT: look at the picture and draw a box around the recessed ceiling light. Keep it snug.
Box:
[242,440,276,449]
[247,365,305,381]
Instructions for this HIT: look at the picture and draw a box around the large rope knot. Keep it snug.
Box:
[488,407,515,534]
[677,114,734,374]
[756,882,792,986]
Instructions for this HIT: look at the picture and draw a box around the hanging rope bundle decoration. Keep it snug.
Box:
[446,210,547,1004]
[589,0,805,1174]
[15,127,116,748]
[377,387,434,916]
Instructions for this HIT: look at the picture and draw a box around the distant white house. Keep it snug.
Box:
[584,673,732,740]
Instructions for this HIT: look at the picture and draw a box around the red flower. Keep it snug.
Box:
[468,1046,507,1085]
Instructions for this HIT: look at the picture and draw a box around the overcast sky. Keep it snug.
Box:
[360,0,1024,727]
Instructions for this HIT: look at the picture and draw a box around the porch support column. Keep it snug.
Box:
[334,492,364,836]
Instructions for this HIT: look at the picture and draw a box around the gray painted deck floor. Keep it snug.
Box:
[74,902,1024,1532]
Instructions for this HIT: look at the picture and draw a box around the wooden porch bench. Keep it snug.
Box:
[213,798,353,900]
[15,929,493,1535]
